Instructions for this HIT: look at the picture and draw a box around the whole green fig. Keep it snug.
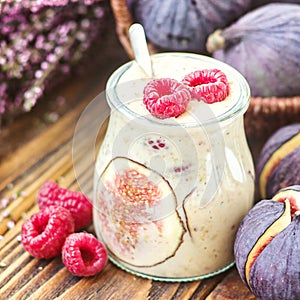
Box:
[234,186,300,300]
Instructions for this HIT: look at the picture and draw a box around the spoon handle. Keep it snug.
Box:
[129,23,153,77]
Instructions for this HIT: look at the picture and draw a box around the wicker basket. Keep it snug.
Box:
[110,0,300,160]
[110,0,167,58]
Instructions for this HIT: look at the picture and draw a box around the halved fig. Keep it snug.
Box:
[244,200,291,285]
[249,213,300,300]
[96,156,185,267]
[234,185,300,300]
[234,200,290,284]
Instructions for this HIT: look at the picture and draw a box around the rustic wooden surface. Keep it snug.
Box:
[0,31,258,300]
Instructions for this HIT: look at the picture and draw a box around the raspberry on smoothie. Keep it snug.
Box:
[143,78,191,119]
[182,69,230,103]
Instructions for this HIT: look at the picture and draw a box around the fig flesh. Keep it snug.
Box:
[273,185,300,216]
[234,186,300,300]
[96,156,185,267]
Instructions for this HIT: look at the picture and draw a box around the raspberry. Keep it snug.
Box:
[62,232,108,277]
[143,78,191,119]
[182,69,230,103]
[21,206,75,259]
[37,181,93,231]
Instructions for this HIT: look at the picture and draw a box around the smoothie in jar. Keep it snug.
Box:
[93,53,255,281]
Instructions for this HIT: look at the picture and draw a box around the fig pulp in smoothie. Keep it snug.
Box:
[93,53,255,280]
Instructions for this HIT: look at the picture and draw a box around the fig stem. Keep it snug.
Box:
[206,29,225,53]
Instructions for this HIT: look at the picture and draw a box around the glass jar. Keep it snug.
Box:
[93,53,255,281]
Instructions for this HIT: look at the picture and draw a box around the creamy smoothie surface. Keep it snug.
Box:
[114,53,242,125]
[94,53,255,280]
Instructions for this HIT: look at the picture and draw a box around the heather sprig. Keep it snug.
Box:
[0,0,104,13]
[0,0,107,128]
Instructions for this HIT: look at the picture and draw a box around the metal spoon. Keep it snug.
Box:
[129,23,153,77]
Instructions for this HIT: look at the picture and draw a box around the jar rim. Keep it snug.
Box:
[106,52,250,128]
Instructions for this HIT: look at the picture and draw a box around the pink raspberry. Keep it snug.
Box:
[62,232,108,277]
[143,78,191,119]
[21,206,75,259]
[37,181,93,231]
[182,69,230,103]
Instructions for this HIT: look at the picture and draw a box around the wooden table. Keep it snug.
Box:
[0,32,258,300]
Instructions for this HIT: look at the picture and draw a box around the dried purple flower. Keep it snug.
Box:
[0,0,108,128]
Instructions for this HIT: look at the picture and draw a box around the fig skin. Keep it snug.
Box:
[234,186,300,300]
[266,149,300,197]
[275,184,300,196]
[207,3,300,97]
[256,123,300,199]
[234,200,285,284]
[251,0,300,9]
[127,0,252,53]
[249,213,300,300]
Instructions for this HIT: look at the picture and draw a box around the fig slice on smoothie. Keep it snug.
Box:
[96,156,185,267]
